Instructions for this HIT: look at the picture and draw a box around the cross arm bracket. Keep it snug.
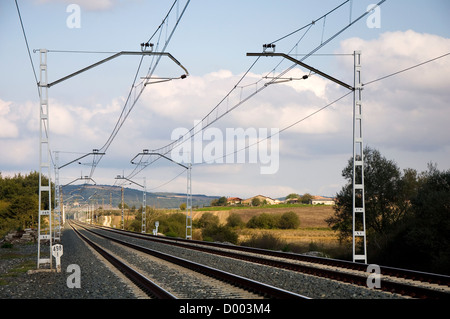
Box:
[247,52,354,91]
[45,51,189,88]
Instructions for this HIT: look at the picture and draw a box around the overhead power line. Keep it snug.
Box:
[15,0,191,196]
[363,52,450,86]
[269,0,351,44]
[59,0,191,181]
[14,0,38,92]
[197,90,353,166]
[15,0,57,170]
[197,51,450,168]
[128,0,387,182]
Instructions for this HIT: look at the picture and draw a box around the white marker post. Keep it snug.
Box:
[52,244,63,272]
[155,221,159,236]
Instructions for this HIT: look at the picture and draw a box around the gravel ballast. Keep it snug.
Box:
[1,224,408,300]
[0,226,140,299]
[87,226,407,300]
[0,224,438,319]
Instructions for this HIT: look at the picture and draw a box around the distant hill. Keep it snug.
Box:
[62,184,220,209]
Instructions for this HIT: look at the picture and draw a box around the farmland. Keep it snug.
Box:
[192,205,338,246]
[96,204,346,258]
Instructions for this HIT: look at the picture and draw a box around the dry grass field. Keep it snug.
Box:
[192,205,339,246]
[98,205,347,257]
[102,206,339,245]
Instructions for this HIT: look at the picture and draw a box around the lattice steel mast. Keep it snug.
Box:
[186,163,193,240]
[131,151,193,239]
[34,47,187,268]
[352,51,367,263]
[247,48,367,263]
[142,177,147,233]
[37,49,52,269]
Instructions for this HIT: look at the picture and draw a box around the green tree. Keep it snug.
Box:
[326,147,416,257]
[0,172,53,235]
[285,193,300,200]
[299,193,313,204]
[211,196,227,206]
[382,164,450,274]
[8,194,39,230]
[407,165,450,274]
[251,197,261,206]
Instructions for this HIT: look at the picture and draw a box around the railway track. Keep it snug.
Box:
[69,222,176,299]
[69,221,309,299]
[81,221,450,299]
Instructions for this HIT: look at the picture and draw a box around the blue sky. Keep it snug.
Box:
[1,0,450,200]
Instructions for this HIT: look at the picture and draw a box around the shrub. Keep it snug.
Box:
[226,213,245,228]
[158,213,186,238]
[165,231,180,238]
[1,242,13,249]
[128,219,142,232]
[240,233,287,251]
[246,213,280,229]
[197,212,219,228]
[202,225,238,244]
[278,211,300,229]
[246,212,300,229]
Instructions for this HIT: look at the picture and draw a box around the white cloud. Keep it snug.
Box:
[139,67,347,138]
[0,119,18,139]
[139,71,241,125]
[338,30,450,91]
[0,100,19,138]
[336,30,450,154]
[0,138,35,168]
[0,95,129,174]
[3,30,449,199]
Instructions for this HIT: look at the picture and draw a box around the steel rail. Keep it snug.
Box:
[90,223,450,299]
[94,223,450,287]
[75,222,309,299]
[69,221,177,299]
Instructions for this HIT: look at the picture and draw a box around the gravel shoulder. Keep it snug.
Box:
[0,225,140,299]
[0,224,441,318]
[0,224,406,300]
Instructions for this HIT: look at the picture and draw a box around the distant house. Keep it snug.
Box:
[242,195,281,206]
[227,197,242,206]
[285,197,299,204]
[311,196,335,206]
